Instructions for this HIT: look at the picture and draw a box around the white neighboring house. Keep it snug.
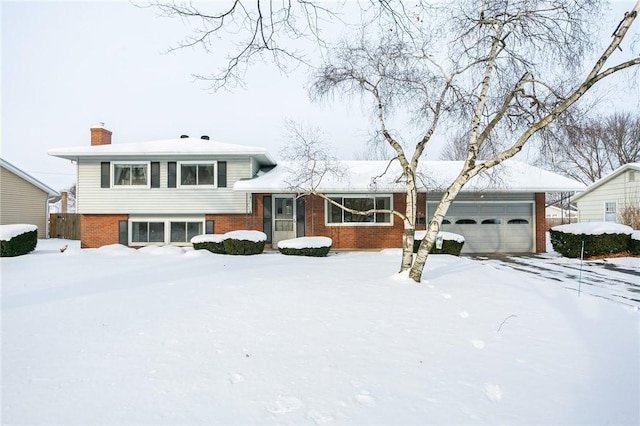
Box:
[545,205,577,219]
[572,163,640,225]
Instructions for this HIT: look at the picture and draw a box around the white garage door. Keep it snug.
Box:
[427,202,534,254]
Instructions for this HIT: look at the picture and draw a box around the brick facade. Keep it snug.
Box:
[80,192,546,252]
[301,194,407,249]
[81,214,128,248]
[535,192,546,253]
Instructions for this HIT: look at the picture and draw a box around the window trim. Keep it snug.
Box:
[111,161,151,188]
[324,194,394,227]
[177,161,217,188]
[128,216,206,246]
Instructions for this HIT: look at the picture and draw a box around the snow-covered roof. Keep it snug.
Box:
[233,159,586,193]
[48,138,277,166]
[0,158,59,196]
[571,163,640,202]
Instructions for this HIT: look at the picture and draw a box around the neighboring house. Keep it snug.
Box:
[0,158,59,238]
[545,205,577,219]
[49,126,585,253]
[572,162,640,226]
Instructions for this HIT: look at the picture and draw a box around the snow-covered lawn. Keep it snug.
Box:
[2,239,638,425]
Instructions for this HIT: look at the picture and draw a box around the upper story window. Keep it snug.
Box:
[179,162,216,187]
[113,162,149,187]
[326,195,392,225]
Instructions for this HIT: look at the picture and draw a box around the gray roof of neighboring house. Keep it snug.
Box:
[0,158,59,196]
[571,162,640,202]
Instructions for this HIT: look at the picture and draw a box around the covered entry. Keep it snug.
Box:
[428,202,534,253]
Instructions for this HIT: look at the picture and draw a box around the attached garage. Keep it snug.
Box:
[427,201,534,254]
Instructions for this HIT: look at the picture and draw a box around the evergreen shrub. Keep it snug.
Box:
[192,241,227,254]
[223,238,265,255]
[1,229,38,257]
[413,238,464,256]
[549,229,631,258]
[629,233,640,255]
[279,246,331,257]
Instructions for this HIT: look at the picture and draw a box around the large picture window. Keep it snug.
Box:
[179,162,216,186]
[327,195,392,225]
[113,162,149,186]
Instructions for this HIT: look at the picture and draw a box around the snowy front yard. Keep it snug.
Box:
[2,240,638,425]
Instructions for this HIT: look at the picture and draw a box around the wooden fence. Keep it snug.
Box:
[49,213,81,240]
[545,217,577,230]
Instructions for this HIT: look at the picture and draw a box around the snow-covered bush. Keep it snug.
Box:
[191,234,227,254]
[414,231,465,256]
[222,230,267,255]
[1,224,38,257]
[630,231,640,255]
[550,222,634,258]
[277,236,332,257]
[191,231,268,255]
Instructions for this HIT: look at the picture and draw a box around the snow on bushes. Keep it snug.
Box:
[277,236,332,257]
[191,230,267,255]
[550,222,635,258]
[414,230,465,256]
[191,234,227,254]
[0,224,38,257]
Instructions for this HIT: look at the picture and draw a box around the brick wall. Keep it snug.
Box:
[303,194,407,249]
[81,214,128,248]
[535,193,546,253]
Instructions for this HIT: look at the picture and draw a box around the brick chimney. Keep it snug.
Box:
[61,191,68,213]
[90,124,112,146]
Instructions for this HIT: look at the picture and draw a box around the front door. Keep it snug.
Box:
[273,196,296,246]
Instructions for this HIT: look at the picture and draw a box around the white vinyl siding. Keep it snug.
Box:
[0,166,50,238]
[77,158,253,214]
[575,172,640,223]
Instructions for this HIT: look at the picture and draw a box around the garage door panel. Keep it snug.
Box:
[431,202,533,253]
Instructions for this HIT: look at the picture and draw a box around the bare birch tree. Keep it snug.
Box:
[154,0,640,281]
[537,111,640,184]
[312,1,640,281]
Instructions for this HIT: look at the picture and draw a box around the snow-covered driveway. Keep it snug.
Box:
[469,254,640,308]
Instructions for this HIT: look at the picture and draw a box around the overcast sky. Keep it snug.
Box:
[2,1,638,191]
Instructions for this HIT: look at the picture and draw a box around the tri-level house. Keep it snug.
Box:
[49,126,585,253]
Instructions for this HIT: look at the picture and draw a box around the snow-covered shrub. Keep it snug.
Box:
[191,234,226,254]
[222,230,267,255]
[278,236,332,257]
[414,231,465,256]
[630,231,640,255]
[550,222,634,258]
[1,224,38,257]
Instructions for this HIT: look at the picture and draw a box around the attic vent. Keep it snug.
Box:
[201,135,210,140]
[180,134,189,139]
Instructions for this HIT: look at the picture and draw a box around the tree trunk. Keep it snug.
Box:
[399,176,418,272]
[409,183,463,282]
